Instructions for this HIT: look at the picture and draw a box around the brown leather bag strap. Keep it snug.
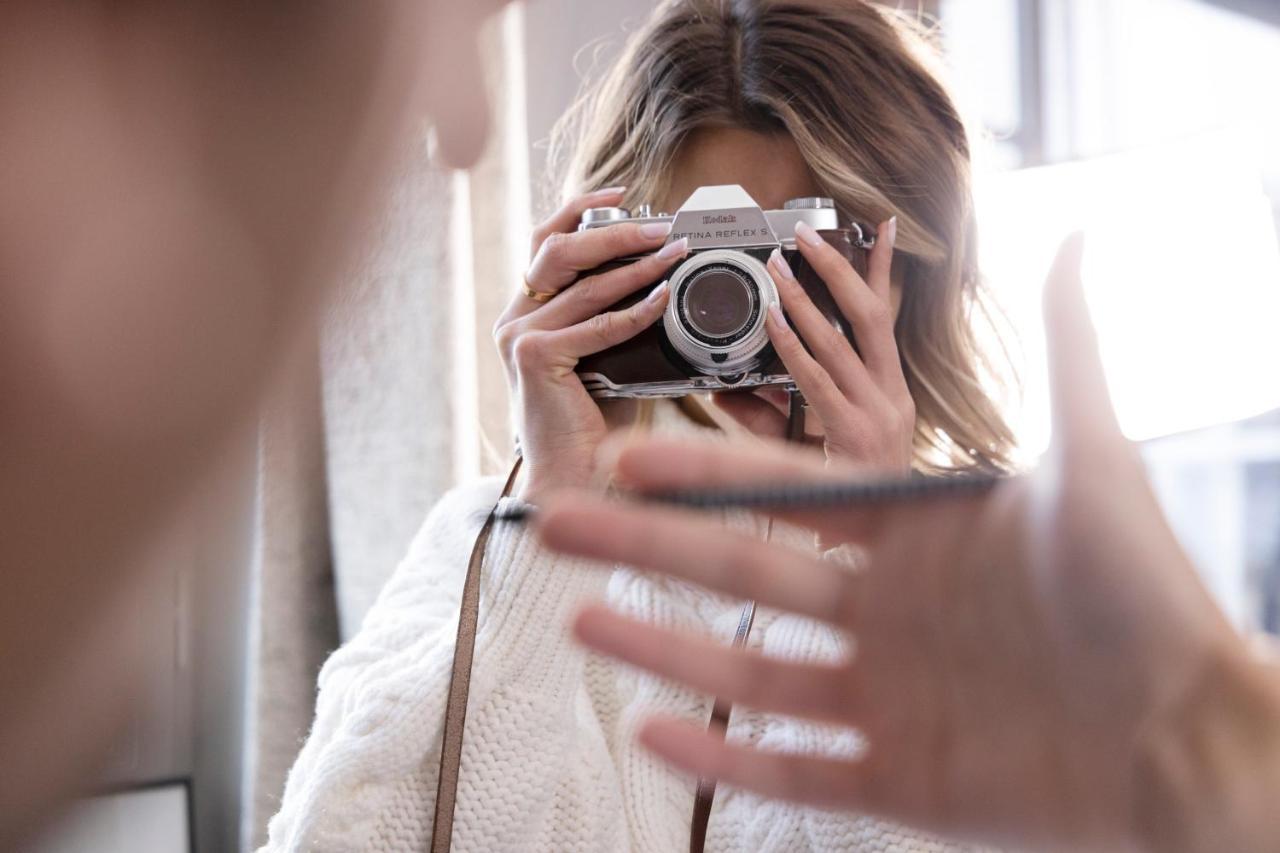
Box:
[689,390,807,852]
[688,596,758,852]
[430,456,523,853]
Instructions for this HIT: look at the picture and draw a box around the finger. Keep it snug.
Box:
[611,434,833,487]
[503,188,634,325]
[529,238,688,330]
[572,606,857,724]
[793,221,902,388]
[765,305,856,435]
[603,437,894,543]
[529,186,627,258]
[865,216,896,303]
[551,280,670,359]
[525,220,673,297]
[1042,232,1123,451]
[538,497,863,627]
[768,248,877,402]
[710,391,788,439]
[638,717,878,812]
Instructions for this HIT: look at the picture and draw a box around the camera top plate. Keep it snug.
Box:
[578,184,849,251]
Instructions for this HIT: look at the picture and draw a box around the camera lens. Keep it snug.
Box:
[683,268,753,340]
[663,249,778,377]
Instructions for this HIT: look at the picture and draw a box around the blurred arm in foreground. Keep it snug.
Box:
[537,235,1280,853]
[0,1,507,845]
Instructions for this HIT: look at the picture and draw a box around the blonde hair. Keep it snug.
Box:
[550,0,1016,472]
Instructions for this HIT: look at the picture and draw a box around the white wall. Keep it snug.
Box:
[522,0,662,212]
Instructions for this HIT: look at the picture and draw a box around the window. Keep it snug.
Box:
[942,0,1280,632]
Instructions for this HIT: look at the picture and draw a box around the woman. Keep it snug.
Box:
[264,1,1015,850]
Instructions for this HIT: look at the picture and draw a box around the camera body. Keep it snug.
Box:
[574,185,875,398]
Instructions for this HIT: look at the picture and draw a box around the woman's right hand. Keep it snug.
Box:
[494,187,689,500]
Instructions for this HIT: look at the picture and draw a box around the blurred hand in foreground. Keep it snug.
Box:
[537,235,1280,853]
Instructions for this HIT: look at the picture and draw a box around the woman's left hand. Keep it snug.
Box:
[712,218,913,473]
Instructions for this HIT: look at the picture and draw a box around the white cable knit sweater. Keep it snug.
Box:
[263,403,983,852]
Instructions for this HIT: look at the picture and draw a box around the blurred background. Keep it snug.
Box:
[25,1,1280,851]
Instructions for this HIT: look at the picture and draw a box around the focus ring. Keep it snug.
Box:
[662,249,779,376]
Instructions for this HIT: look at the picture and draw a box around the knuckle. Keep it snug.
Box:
[864,300,893,328]
[493,320,517,354]
[774,322,803,354]
[882,407,905,439]
[540,231,573,266]
[819,376,843,404]
[529,225,551,252]
[821,323,849,355]
[899,396,917,426]
[572,273,599,306]
[801,362,837,395]
[786,354,818,387]
[809,243,842,271]
[510,332,548,369]
[606,226,631,253]
[587,311,615,341]
[625,301,651,327]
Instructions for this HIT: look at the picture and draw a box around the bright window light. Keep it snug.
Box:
[975,126,1280,458]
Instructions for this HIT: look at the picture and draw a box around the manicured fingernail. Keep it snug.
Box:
[593,185,627,196]
[655,236,688,259]
[767,303,788,330]
[768,248,795,280]
[883,216,898,250]
[646,280,669,303]
[794,220,824,247]
[642,221,674,240]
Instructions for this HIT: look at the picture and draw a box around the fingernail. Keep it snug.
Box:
[646,279,669,304]
[884,216,898,250]
[767,303,788,330]
[794,220,824,248]
[768,248,795,280]
[655,236,688,259]
[642,221,674,240]
[593,185,627,196]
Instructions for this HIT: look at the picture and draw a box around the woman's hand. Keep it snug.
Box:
[713,217,914,473]
[536,235,1280,853]
[494,187,688,499]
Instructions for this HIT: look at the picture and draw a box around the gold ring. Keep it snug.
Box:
[522,279,557,303]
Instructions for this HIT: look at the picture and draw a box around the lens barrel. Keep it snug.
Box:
[663,249,778,376]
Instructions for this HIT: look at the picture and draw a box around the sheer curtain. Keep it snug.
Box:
[240,8,528,848]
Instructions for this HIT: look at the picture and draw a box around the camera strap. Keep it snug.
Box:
[688,389,807,853]
[432,393,807,853]
[430,455,523,853]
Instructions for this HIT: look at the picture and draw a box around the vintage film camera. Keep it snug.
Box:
[574,184,875,398]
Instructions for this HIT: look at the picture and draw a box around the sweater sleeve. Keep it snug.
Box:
[260,477,617,852]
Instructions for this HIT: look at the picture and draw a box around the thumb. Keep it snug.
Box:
[1042,232,1123,452]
